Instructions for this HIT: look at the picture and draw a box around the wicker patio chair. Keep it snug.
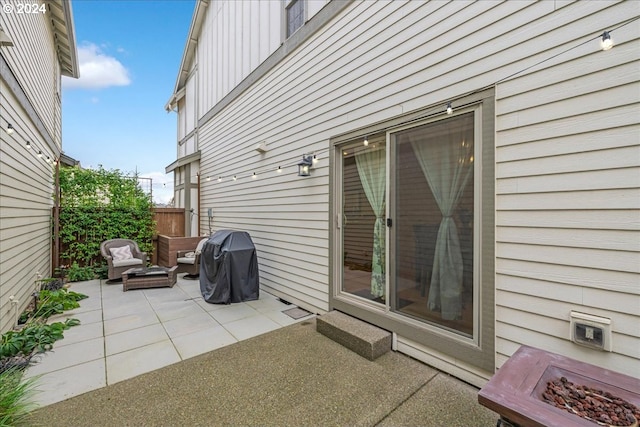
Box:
[175,238,208,278]
[100,239,147,281]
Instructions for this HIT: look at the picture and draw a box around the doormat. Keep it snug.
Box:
[282,307,312,320]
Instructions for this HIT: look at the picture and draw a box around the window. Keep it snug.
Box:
[286,0,305,38]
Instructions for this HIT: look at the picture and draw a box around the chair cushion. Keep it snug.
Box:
[195,238,208,255]
[110,245,133,261]
[113,258,143,267]
[177,257,196,265]
[184,251,196,258]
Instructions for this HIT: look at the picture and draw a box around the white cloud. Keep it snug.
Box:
[63,42,131,90]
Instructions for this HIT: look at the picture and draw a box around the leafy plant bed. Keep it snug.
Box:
[1,319,80,363]
[543,376,640,426]
[19,288,88,324]
[0,283,88,424]
[2,287,87,372]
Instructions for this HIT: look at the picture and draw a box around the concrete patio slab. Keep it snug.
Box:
[161,310,220,338]
[26,336,104,376]
[51,320,104,348]
[103,309,160,335]
[223,313,282,341]
[105,323,169,356]
[171,324,238,359]
[28,358,107,407]
[152,299,202,322]
[209,302,261,324]
[106,339,181,384]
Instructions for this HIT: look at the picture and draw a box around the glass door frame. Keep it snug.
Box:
[387,105,481,347]
[329,88,495,373]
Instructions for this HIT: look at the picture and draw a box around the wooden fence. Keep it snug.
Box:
[151,208,186,264]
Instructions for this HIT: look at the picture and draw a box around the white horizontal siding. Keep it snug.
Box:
[1,2,58,146]
[494,1,640,378]
[186,0,640,376]
[0,83,56,333]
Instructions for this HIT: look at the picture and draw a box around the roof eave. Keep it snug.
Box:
[49,0,79,78]
[166,0,208,107]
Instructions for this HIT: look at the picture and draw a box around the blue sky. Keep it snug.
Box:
[62,0,196,204]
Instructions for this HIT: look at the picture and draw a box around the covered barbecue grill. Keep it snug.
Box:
[199,230,259,304]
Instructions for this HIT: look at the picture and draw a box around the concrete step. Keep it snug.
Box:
[316,310,391,360]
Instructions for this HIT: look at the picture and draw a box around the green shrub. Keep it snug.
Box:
[57,166,155,269]
[66,262,95,282]
[0,367,38,427]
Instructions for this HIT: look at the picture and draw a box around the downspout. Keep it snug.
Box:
[52,159,60,275]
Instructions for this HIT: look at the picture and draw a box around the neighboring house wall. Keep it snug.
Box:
[170,0,639,382]
[0,0,78,334]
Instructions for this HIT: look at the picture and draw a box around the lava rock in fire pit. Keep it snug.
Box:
[543,376,640,426]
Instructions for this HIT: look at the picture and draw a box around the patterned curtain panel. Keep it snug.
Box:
[355,148,386,298]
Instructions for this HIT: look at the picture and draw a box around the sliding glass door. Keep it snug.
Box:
[333,96,494,372]
[390,112,475,337]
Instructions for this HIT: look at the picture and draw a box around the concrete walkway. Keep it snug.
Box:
[25,276,500,426]
[25,276,311,407]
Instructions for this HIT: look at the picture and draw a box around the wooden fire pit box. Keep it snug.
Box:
[478,345,640,427]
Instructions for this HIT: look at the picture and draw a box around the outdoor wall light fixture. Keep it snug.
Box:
[298,155,313,177]
[6,124,14,134]
[601,31,613,51]
[446,102,453,115]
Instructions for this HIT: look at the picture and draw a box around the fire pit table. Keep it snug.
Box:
[121,266,178,292]
[478,345,640,427]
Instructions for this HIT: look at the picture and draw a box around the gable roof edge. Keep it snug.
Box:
[166,0,208,111]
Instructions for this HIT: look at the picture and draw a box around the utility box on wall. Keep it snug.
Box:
[569,311,612,352]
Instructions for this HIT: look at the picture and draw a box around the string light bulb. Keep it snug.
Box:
[25,141,31,149]
[233,175,237,181]
[252,172,257,179]
[37,150,43,158]
[277,166,282,173]
[446,102,453,115]
[206,176,211,181]
[218,176,222,182]
[600,31,613,51]
[6,124,14,134]
[45,156,51,164]
[364,136,369,146]
[312,154,318,164]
